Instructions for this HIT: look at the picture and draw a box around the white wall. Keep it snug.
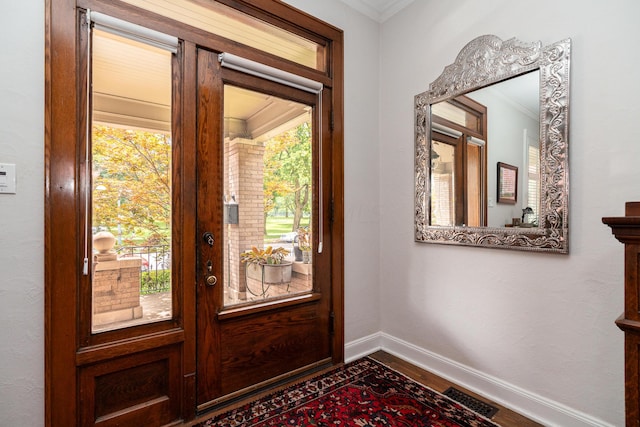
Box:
[0,1,45,426]
[378,0,640,425]
[468,86,540,227]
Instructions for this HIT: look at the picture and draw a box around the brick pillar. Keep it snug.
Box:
[92,257,143,327]
[224,138,265,302]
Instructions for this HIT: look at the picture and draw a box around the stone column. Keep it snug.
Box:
[91,231,143,327]
[224,138,265,302]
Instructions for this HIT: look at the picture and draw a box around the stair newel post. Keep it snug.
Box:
[603,201,640,426]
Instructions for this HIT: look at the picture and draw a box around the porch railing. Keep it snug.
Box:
[116,244,171,294]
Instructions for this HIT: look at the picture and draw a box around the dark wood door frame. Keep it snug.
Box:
[45,1,343,425]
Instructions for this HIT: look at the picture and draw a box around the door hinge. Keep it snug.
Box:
[330,199,335,224]
[329,311,335,335]
[330,110,334,131]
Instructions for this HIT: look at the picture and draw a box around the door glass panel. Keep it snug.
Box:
[466,143,481,227]
[121,0,325,71]
[431,140,455,227]
[91,29,173,332]
[223,85,313,307]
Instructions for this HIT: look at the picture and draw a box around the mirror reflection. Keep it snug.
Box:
[429,71,540,229]
[415,35,570,253]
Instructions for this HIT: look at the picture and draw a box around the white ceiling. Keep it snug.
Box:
[224,86,310,142]
[468,70,540,118]
[93,30,173,132]
[93,30,309,139]
[339,0,415,22]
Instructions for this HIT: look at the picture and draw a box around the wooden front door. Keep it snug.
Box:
[46,1,344,425]
[194,48,334,411]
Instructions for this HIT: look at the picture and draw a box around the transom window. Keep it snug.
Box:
[120,0,326,71]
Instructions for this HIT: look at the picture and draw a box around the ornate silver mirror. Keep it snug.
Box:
[415,35,570,253]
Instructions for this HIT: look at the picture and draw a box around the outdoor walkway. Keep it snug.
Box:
[224,265,312,306]
[93,265,312,332]
[92,291,172,332]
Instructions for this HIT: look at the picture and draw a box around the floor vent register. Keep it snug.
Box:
[443,387,499,418]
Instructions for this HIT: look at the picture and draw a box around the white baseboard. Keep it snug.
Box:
[345,332,615,427]
[344,332,383,363]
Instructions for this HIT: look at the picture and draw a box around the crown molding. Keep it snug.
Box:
[340,0,414,22]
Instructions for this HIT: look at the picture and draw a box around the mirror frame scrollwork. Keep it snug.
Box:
[415,35,570,253]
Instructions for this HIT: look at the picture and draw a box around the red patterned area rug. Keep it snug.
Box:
[197,356,500,427]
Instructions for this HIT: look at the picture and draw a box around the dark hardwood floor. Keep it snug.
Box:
[368,350,543,426]
[187,350,542,426]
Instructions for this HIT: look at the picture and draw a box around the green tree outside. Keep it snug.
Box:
[263,122,312,232]
[92,125,171,246]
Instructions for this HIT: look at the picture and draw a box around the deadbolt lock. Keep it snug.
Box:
[203,232,214,247]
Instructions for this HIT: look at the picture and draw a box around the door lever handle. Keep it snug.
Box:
[203,232,214,247]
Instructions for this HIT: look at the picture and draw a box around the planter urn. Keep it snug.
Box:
[246,261,292,284]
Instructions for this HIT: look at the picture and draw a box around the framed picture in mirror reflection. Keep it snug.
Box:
[497,162,517,204]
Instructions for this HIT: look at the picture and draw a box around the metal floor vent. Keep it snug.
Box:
[443,387,499,418]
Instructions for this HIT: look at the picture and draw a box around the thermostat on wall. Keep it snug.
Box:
[0,163,16,194]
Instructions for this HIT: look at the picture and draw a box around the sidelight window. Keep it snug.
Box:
[89,22,175,332]
[431,140,456,227]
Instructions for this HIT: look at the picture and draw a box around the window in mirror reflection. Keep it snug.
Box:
[432,98,482,133]
[431,141,455,226]
[466,142,482,226]
[430,95,487,227]
[526,144,540,226]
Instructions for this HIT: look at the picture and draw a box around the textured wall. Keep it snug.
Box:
[0,1,45,426]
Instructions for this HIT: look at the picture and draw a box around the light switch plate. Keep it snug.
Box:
[0,163,16,194]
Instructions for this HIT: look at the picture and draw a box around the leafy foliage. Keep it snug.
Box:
[263,122,312,231]
[297,227,311,250]
[92,125,171,246]
[240,246,290,265]
[141,270,171,294]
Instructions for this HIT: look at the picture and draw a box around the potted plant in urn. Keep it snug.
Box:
[240,246,292,286]
[296,227,312,264]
